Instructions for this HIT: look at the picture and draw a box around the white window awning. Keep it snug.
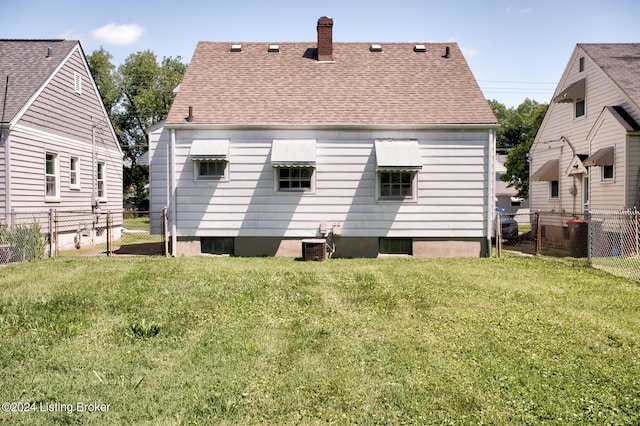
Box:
[271,139,316,167]
[531,159,559,181]
[189,139,229,161]
[374,140,423,172]
[583,146,614,167]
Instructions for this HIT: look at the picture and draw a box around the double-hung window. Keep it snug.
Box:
[45,152,59,200]
[374,140,422,201]
[70,156,80,189]
[97,162,106,201]
[189,139,230,181]
[271,140,316,193]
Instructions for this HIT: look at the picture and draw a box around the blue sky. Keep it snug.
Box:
[3,0,638,107]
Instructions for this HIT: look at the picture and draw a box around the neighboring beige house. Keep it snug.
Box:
[148,17,498,258]
[530,43,640,245]
[0,40,123,248]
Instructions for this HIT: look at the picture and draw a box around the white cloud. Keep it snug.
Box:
[91,23,144,46]
[462,47,480,57]
[506,6,533,15]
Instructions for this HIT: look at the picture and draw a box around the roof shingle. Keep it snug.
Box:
[0,39,78,123]
[166,41,497,126]
[579,43,640,110]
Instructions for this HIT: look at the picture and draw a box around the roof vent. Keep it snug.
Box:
[268,44,280,53]
[46,47,52,58]
[443,46,451,59]
[230,44,242,52]
[369,44,382,52]
[185,106,194,123]
[414,44,426,52]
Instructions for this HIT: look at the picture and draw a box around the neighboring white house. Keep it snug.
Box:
[148,17,498,258]
[530,43,640,245]
[496,154,529,217]
[0,40,123,248]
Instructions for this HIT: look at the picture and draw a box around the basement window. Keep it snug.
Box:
[379,238,412,255]
[201,237,234,255]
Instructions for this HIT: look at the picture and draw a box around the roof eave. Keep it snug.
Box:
[163,122,499,131]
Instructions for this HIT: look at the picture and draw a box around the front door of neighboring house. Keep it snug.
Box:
[583,176,589,212]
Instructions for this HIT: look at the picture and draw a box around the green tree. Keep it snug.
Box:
[87,49,186,210]
[489,98,548,199]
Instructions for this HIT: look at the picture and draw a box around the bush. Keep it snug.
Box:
[0,222,47,262]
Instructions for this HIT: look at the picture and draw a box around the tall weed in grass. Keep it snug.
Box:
[0,256,639,424]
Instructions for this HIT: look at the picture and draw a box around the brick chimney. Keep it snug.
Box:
[317,16,333,61]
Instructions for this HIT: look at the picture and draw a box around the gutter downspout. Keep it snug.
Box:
[1,76,10,219]
[170,128,177,256]
[487,128,496,257]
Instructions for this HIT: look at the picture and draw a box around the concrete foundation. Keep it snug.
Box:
[176,236,488,258]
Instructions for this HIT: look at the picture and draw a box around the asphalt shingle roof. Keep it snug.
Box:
[580,43,640,110]
[166,41,497,126]
[0,39,78,123]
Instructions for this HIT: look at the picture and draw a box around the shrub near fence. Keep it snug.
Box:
[0,220,48,263]
[3,210,167,262]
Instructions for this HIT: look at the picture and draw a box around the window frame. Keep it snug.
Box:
[379,238,413,255]
[275,166,315,193]
[549,180,559,199]
[200,237,234,255]
[575,98,586,119]
[96,161,106,202]
[376,170,418,202]
[45,151,60,201]
[69,156,80,189]
[602,164,614,181]
[194,160,228,181]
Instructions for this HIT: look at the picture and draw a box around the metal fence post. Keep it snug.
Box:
[535,211,541,255]
[106,210,112,256]
[48,209,54,258]
[587,210,592,263]
[495,213,502,258]
[163,207,169,257]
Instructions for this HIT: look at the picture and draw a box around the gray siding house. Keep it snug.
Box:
[0,40,123,246]
[530,44,640,244]
[149,17,498,258]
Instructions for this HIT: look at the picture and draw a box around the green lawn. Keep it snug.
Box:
[1,256,639,425]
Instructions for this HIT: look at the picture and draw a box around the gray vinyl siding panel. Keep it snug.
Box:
[17,49,116,151]
[0,141,5,217]
[8,127,122,213]
[168,129,490,238]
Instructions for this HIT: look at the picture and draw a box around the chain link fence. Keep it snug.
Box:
[495,211,589,258]
[0,209,167,264]
[496,209,640,282]
[590,210,640,282]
